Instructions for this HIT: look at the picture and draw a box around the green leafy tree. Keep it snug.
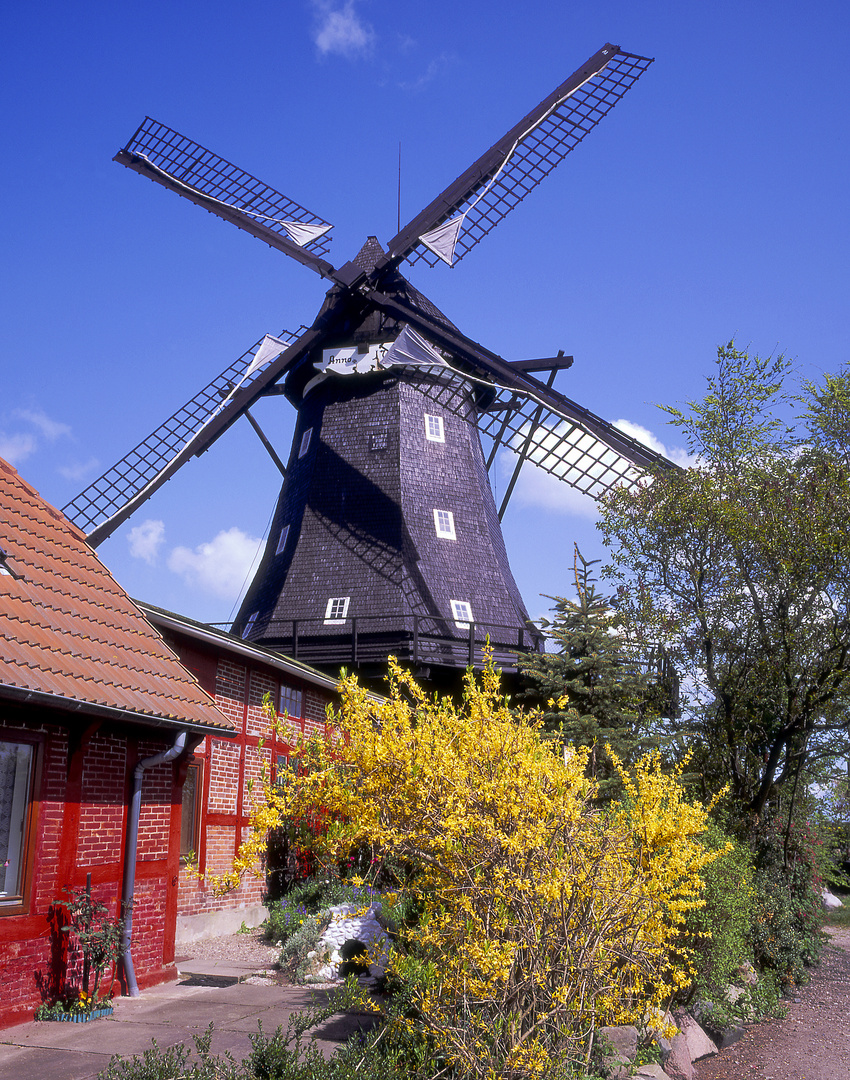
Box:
[600,342,850,823]
[518,545,670,797]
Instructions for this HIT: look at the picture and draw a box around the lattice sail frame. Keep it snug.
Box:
[62,331,303,537]
[121,118,334,257]
[409,366,654,499]
[399,48,653,269]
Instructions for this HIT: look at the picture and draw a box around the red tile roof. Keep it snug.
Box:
[0,459,234,732]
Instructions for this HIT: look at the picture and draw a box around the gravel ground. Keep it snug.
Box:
[694,926,850,1080]
[179,926,286,982]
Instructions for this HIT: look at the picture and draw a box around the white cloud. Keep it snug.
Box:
[168,527,263,600]
[612,419,695,468]
[0,407,74,468]
[498,451,600,518]
[0,432,38,465]
[128,519,166,565]
[312,1,375,58]
[13,408,71,442]
[58,457,100,483]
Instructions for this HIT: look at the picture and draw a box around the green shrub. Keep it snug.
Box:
[750,816,826,989]
[686,821,757,1000]
[278,914,329,981]
[99,1025,239,1079]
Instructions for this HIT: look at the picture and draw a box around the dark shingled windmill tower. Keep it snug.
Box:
[64,43,670,687]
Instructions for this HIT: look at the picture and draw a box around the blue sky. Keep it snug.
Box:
[2,1,849,627]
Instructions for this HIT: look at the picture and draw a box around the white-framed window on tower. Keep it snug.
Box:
[324,596,350,624]
[451,600,473,630]
[433,509,456,540]
[275,524,290,556]
[298,428,313,459]
[242,612,258,639]
[424,414,445,443]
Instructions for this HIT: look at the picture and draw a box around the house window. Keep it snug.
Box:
[242,612,258,640]
[275,753,292,789]
[424,414,445,442]
[298,428,313,459]
[0,738,37,910]
[433,509,456,539]
[324,596,350,624]
[180,762,202,861]
[275,524,290,556]
[451,600,473,629]
[279,682,303,719]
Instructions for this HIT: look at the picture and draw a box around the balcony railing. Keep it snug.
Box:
[216,613,545,672]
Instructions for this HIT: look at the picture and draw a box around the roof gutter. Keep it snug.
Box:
[120,729,188,997]
[138,603,339,692]
[0,683,235,737]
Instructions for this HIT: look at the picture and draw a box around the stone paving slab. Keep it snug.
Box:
[0,978,364,1080]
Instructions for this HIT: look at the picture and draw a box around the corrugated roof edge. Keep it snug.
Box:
[0,682,237,735]
[137,601,342,693]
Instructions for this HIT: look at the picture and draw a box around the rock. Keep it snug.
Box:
[823,889,843,910]
[737,959,758,986]
[664,1033,694,1080]
[724,984,756,1020]
[690,1001,746,1050]
[595,1025,638,1077]
[678,1014,717,1061]
[633,1066,668,1080]
[305,903,390,984]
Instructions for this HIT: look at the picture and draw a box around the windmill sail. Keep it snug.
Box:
[115,117,336,277]
[387,45,653,270]
[62,330,310,545]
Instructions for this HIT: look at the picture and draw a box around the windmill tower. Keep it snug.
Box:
[64,43,670,687]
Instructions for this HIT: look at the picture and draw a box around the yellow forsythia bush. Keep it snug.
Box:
[232,658,718,1079]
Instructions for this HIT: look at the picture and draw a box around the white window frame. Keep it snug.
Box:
[275,524,290,556]
[298,428,313,459]
[451,600,473,630]
[433,509,456,540]
[324,596,350,624]
[241,612,258,639]
[424,414,445,443]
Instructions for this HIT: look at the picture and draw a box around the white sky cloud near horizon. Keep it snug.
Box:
[0,409,73,469]
[128,519,166,565]
[167,527,264,600]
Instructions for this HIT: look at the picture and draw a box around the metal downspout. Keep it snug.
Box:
[120,730,188,997]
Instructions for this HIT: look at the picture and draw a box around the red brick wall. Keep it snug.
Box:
[167,643,336,924]
[0,709,182,1029]
[78,732,126,865]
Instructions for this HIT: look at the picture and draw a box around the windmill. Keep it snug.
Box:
[64,43,670,686]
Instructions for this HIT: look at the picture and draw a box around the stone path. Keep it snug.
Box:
[694,927,850,1080]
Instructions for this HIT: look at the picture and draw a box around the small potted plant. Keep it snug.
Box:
[36,876,124,1022]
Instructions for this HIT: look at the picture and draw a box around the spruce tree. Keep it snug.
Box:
[518,546,669,798]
